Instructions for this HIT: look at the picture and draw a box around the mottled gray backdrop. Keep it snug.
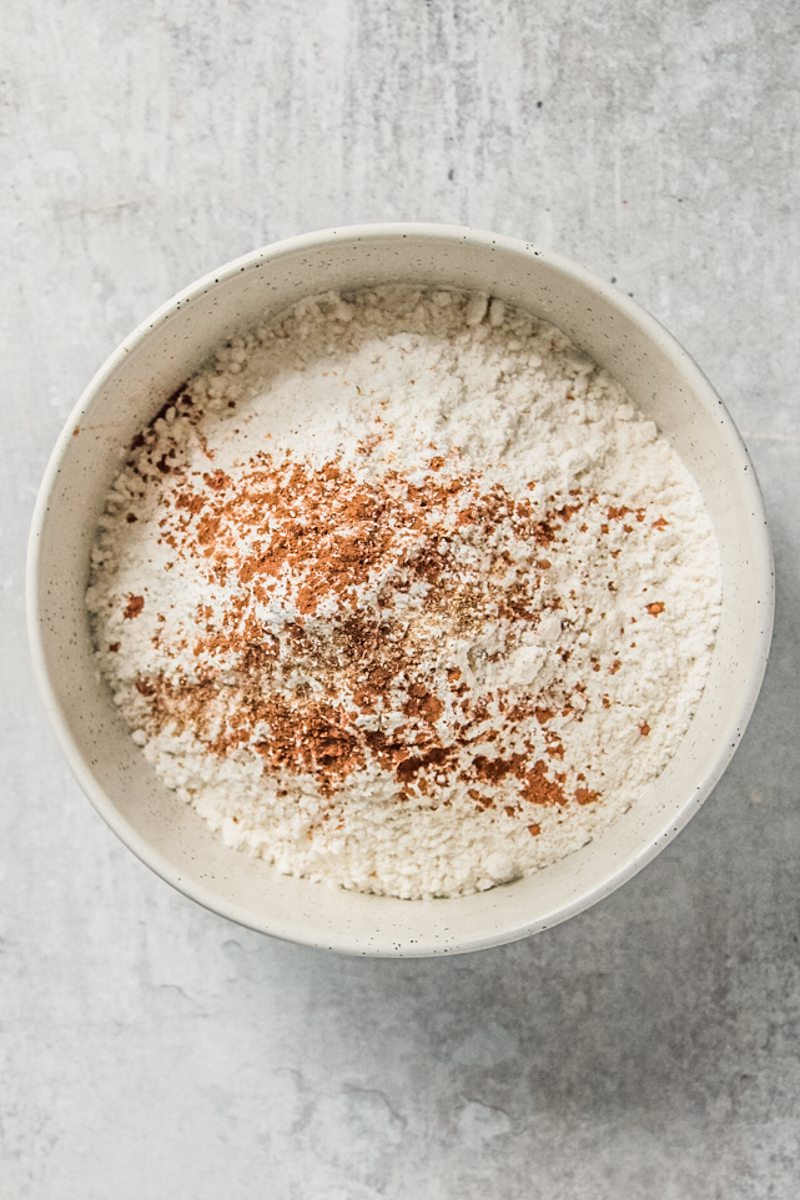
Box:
[3,1,798,1196]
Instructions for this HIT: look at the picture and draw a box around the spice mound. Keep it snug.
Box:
[87,287,721,899]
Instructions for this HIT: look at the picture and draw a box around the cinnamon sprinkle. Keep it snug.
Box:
[123,595,144,620]
[132,449,604,808]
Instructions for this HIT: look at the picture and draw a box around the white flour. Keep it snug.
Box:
[87,287,721,899]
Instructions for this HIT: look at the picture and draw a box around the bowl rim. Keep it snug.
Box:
[26,221,775,956]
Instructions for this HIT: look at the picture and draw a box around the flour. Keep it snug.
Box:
[86,287,721,899]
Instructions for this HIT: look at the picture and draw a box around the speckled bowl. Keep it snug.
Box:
[27,224,773,956]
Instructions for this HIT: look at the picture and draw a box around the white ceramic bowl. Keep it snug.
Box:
[28,224,773,956]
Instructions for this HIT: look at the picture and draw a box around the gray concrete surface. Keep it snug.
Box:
[2,1,798,1196]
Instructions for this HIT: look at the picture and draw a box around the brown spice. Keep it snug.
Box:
[121,445,630,813]
[123,594,144,619]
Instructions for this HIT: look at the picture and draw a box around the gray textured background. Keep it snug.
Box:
[3,1,799,1196]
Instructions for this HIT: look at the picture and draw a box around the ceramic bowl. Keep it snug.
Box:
[27,224,773,956]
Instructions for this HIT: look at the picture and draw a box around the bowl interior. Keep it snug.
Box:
[29,227,772,955]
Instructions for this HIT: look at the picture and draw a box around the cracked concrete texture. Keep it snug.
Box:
[2,0,798,1196]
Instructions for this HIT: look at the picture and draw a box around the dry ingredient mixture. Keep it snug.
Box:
[87,287,721,898]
